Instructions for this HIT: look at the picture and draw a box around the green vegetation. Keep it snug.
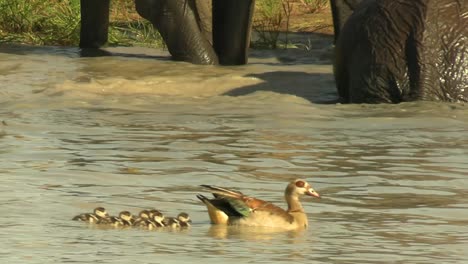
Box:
[299,0,329,13]
[0,0,81,45]
[0,0,162,47]
[252,0,330,49]
[0,0,328,49]
[252,0,285,49]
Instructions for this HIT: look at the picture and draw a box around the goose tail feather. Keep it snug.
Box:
[200,184,244,199]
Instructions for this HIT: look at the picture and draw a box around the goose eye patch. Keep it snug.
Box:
[295,181,305,188]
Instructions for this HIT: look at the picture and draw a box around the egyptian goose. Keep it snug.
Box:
[197,179,320,230]
[72,207,110,224]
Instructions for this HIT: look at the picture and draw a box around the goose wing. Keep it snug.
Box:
[200,185,293,223]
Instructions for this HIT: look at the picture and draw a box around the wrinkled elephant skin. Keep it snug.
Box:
[334,0,468,103]
[79,0,255,65]
[135,0,218,65]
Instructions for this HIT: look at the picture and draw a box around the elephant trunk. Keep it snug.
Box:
[136,0,218,65]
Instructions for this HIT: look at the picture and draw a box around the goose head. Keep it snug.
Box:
[285,179,320,200]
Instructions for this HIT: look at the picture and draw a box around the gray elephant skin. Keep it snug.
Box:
[329,0,363,44]
[333,0,468,103]
[79,0,255,65]
[79,0,467,104]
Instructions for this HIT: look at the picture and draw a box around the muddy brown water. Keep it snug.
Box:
[1,38,467,263]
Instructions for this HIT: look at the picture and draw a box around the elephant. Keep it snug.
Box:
[329,0,363,44]
[79,0,255,65]
[332,0,468,103]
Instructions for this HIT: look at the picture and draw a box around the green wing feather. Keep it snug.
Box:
[224,197,251,217]
[200,184,251,217]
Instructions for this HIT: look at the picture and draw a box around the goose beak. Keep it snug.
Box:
[306,188,320,198]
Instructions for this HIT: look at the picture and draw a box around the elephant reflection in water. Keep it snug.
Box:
[79,0,254,65]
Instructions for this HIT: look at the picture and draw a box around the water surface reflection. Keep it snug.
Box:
[1,43,467,264]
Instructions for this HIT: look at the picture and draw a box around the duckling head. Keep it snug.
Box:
[148,209,162,218]
[177,212,191,223]
[151,211,165,224]
[119,211,133,222]
[94,207,109,218]
[138,210,150,220]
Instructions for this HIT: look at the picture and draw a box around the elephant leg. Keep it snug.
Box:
[212,0,255,65]
[79,0,110,48]
[135,0,218,65]
[329,0,363,43]
[194,0,212,44]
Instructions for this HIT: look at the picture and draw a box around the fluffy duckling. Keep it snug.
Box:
[72,207,109,224]
[107,216,124,226]
[149,210,165,227]
[134,209,165,230]
[176,212,191,228]
[148,221,161,230]
[133,210,156,229]
[163,217,181,228]
[119,211,134,226]
[133,210,150,225]
[108,211,134,227]
[163,213,191,228]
